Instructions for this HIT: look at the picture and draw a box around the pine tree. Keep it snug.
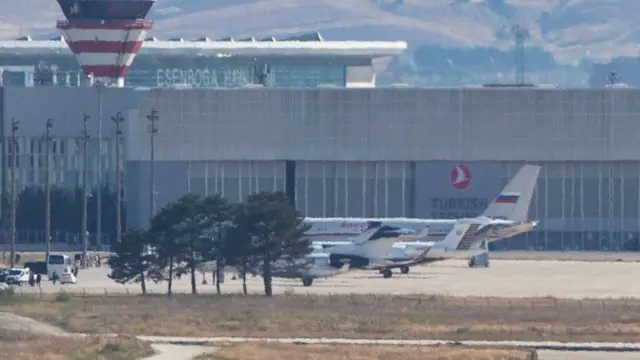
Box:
[107,228,159,295]
[241,191,311,296]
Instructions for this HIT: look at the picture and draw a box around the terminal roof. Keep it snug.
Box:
[0,33,407,58]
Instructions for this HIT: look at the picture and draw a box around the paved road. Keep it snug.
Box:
[10,258,640,298]
[145,344,216,360]
[135,336,640,351]
[538,351,640,360]
[137,337,640,360]
[489,251,640,262]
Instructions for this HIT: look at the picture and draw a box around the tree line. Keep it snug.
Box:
[1,186,121,242]
[108,191,311,297]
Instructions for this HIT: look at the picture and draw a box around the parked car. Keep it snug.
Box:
[5,268,30,285]
[59,272,77,285]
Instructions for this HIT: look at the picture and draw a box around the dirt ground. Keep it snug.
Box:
[2,293,640,342]
[195,343,535,360]
[0,329,154,360]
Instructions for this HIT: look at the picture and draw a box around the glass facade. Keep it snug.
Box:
[0,53,346,88]
[498,161,640,252]
[183,160,413,218]
[2,135,117,191]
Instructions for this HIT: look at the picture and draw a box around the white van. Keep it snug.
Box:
[5,268,30,285]
[47,254,71,279]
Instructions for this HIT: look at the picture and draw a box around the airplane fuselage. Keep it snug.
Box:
[303,217,455,242]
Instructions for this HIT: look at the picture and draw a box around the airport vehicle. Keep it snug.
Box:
[5,268,30,285]
[59,272,77,285]
[304,164,541,244]
[47,254,72,279]
[23,261,48,275]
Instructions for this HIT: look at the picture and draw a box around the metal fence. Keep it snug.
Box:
[0,230,111,247]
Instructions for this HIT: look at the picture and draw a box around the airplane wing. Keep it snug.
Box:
[365,246,433,271]
[486,220,539,241]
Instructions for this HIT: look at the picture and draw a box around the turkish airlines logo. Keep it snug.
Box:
[450,164,471,190]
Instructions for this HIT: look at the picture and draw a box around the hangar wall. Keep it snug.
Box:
[134,88,640,162]
[3,87,640,251]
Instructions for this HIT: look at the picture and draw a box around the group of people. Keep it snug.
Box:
[1,252,20,265]
[27,271,42,287]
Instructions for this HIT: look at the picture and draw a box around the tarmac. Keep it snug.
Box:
[8,255,640,298]
[5,253,640,360]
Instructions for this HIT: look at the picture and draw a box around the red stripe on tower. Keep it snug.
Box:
[55,0,156,87]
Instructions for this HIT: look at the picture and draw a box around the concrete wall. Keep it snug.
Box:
[133,88,640,163]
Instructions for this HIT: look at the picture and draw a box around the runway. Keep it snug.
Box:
[10,258,640,298]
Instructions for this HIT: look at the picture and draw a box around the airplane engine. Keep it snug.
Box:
[328,254,369,269]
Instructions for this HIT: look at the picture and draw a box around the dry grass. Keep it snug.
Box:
[2,293,640,342]
[0,329,154,360]
[194,343,535,360]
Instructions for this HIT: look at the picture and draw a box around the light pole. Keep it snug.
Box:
[96,82,103,248]
[44,118,53,260]
[111,112,124,243]
[146,109,159,226]
[81,113,90,267]
[10,118,18,268]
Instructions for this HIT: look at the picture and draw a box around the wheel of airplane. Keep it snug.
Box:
[302,277,313,287]
[400,266,409,274]
[468,259,474,268]
[382,269,393,278]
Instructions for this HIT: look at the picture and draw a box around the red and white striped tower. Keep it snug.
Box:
[55,0,156,87]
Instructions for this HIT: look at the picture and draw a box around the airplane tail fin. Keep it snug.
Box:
[358,233,403,259]
[351,221,384,245]
[481,164,541,222]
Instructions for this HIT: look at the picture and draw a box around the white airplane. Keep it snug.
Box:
[385,216,536,271]
[271,221,432,286]
[308,164,541,251]
[302,221,438,281]
[195,222,408,287]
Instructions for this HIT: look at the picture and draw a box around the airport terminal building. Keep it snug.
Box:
[0,33,405,88]
[2,86,640,252]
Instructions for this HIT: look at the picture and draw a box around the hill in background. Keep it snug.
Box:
[1,0,637,87]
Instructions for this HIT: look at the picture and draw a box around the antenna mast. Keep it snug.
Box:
[511,25,529,85]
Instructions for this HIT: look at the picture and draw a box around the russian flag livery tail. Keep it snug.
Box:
[494,192,520,204]
[481,165,541,221]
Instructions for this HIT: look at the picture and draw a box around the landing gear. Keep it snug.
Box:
[381,269,393,278]
[468,252,490,268]
[400,266,410,274]
[302,277,314,287]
